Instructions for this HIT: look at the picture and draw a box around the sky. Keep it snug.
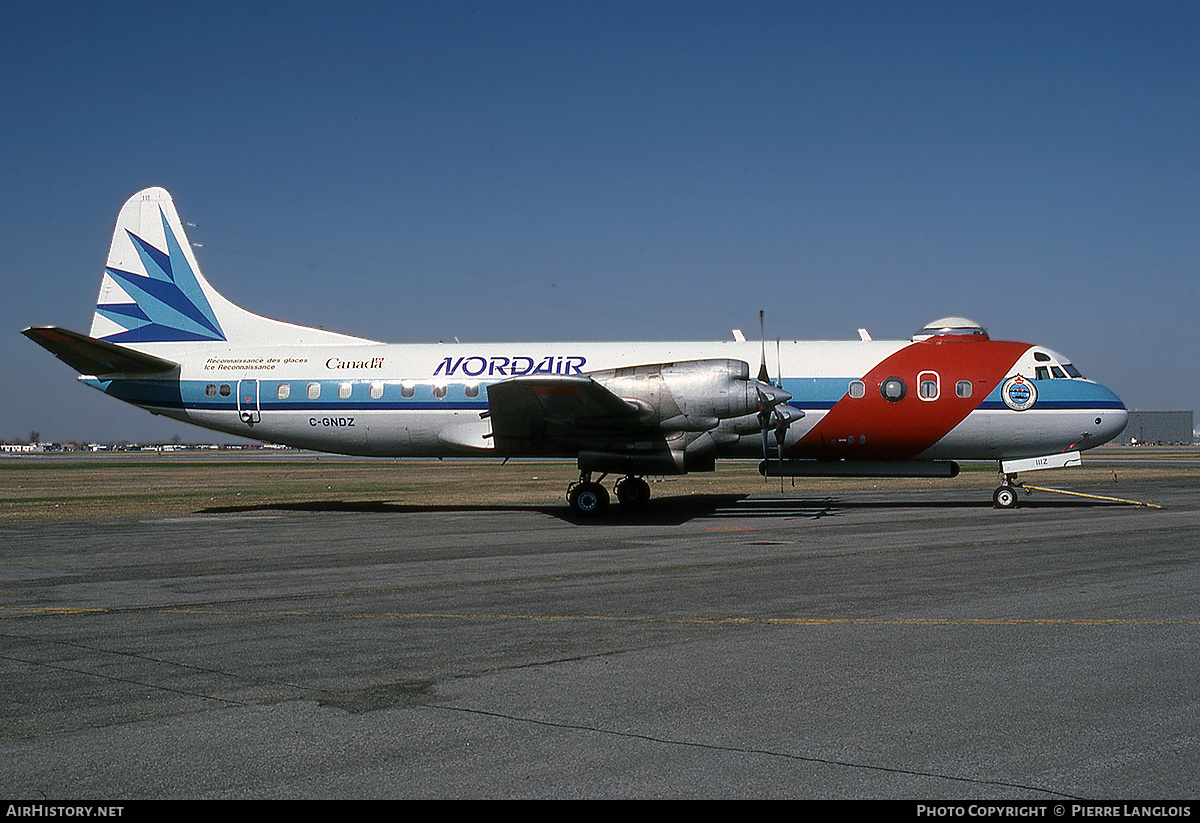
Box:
[2,0,1197,444]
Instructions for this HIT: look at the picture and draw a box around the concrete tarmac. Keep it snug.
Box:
[1,474,1197,799]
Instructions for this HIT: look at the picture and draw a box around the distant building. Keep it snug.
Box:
[1119,411,1194,445]
[1,443,43,453]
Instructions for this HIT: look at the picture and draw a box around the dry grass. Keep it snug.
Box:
[1,447,1194,521]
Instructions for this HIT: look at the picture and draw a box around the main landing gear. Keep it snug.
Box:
[567,473,651,516]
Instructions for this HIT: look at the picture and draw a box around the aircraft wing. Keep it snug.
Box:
[22,326,179,376]
[484,375,642,454]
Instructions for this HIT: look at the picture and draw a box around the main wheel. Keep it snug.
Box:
[568,481,610,516]
[993,485,1019,509]
[615,476,651,508]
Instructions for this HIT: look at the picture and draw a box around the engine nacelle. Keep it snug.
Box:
[588,359,785,433]
[574,360,797,476]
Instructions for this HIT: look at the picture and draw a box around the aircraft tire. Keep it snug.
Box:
[993,485,1019,509]
[615,476,651,508]
[568,482,610,516]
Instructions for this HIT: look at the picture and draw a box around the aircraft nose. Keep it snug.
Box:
[1106,406,1129,440]
[1092,385,1128,446]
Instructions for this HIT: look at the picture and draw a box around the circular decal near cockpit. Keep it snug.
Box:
[1001,375,1037,411]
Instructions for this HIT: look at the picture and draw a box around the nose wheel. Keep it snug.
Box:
[993,485,1019,509]
[993,472,1022,509]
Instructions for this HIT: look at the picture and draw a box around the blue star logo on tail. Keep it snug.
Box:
[96,208,225,343]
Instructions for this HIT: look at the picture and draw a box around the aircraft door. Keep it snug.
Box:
[237,379,260,425]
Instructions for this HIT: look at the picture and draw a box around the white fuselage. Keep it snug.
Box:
[102,336,1127,463]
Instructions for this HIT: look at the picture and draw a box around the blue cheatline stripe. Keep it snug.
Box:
[89,376,1124,415]
[977,400,1126,410]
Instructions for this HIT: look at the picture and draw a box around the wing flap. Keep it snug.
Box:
[484,375,641,453]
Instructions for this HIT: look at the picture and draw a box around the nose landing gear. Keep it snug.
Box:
[993,484,1019,509]
[993,471,1023,509]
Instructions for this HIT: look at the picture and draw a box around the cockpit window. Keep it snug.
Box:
[1032,351,1085,380]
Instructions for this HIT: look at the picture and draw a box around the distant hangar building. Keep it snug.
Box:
[1119,411,1195,445]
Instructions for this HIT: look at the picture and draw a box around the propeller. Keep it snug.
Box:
[755,312,804,482]
[773,337,788,490]
[756,384,788,457]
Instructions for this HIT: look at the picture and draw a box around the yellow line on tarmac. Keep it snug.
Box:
[0,606,112,616]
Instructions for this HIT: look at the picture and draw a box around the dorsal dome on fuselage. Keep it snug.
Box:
[913,317,989,341]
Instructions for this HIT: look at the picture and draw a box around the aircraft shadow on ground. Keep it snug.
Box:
[198,493,1112,525]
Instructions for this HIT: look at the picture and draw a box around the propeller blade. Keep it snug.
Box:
[758,311,771,385]
[775,416,786,491]
[756,383,796,465]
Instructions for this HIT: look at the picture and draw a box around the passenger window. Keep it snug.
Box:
[918,371,939,400]
[276,383,290,400]
[432,384,447,399]
[956,381,972,399]
[848,380,865,399]
[370,381,384,399]
[307,382,321,400]
[219,384,231,397]
[465,384,479,398]
[338,382,352,399]
[205,384,217,398]
[401,383,415,398]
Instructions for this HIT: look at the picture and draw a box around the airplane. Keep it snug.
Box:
[24,187,1129,516]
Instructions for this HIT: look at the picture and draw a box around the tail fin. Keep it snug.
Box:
[89,187,374,348]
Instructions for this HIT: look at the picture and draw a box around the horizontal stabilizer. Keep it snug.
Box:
[22,326,178,376]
